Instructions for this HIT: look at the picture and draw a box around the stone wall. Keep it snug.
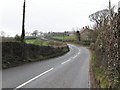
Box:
[2,42,69,69]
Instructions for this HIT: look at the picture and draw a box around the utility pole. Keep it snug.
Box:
[109,0,111,13]
[118,1,120,13]
[21,0,26,42]
[109,0,112,25]
[118,1,120,46]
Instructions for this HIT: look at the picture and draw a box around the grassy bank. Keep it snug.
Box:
[91,50,109,88]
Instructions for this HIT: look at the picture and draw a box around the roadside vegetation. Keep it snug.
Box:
[90,51,109,88]
[88,6,120,88]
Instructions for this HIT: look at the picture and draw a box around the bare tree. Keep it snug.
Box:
[32,30,39,37]
[76,31,80,42]
[89,9,109,28]
[15,34,21,41]
[89,6,115,30]
[0,31,6,37]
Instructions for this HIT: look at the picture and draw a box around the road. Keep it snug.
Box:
[2,44,90,89]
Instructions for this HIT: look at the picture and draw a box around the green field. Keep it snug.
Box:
[25,39,49,46]
[52,35,76,41]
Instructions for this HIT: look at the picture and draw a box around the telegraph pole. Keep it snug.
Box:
[118,1,120,46]
[109,0,111,13]
[21,0,26,42]
[109,0,112,25]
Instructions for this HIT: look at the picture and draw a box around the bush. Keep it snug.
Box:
[15,34,21,41]
[90,43,95,50]
[81,40,91,46]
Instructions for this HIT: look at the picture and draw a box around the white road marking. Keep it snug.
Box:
[14,68,54,90]
[61,59,71,65]
[72,55,78,59]
[15,49,81,89]
[75,55,77,58]
[77,52,81,55]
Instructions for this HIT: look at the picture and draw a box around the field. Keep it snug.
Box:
[52,35,76,41]
[25,39,49,46]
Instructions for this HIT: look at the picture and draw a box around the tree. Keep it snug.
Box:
[76,31,80,42]
[89,9,109,28]
[25,32,31,36]
[32,30,39,37]
[89,6,115,29]
[15,34,21,41]
[39,31,43,36]
[0,31,6,37]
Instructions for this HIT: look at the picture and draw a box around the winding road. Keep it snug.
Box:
[2,44,90,89]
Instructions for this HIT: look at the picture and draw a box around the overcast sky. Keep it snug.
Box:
[0,0,119,36]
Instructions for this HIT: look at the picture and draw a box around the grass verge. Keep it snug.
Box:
[91,50,109,88]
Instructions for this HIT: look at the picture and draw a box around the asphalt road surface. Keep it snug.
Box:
[2,44,90,89]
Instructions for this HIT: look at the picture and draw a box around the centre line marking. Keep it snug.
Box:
[61,59,71,65]
[72,55,77,59]
[14,68,54,90]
